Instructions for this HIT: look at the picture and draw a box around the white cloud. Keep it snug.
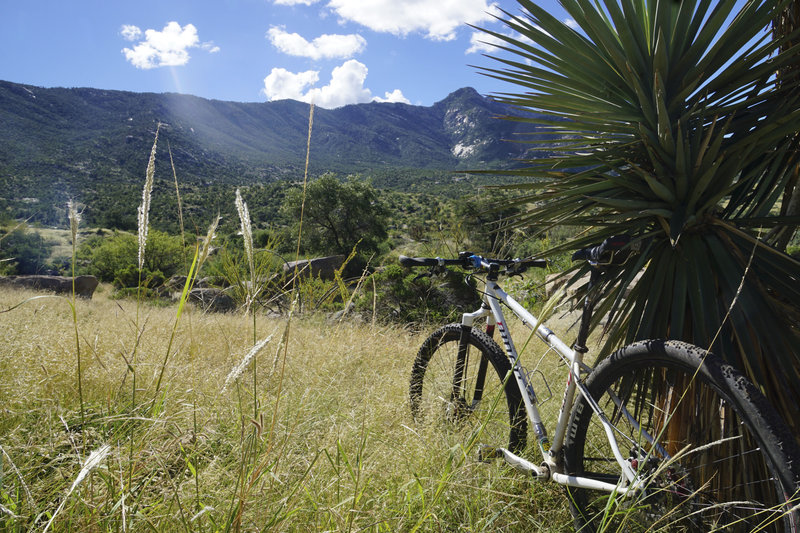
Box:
[466,30,504,54]
[262,59,405,108]
[120,25,142,42]
[274,0,320,5]
[121,21,217,69]
[268,26,366,60]
[262,67,320,100]
[564,18,579,29]
[373,89,410,104]
[327,0,501,41]
[466,28,535,54]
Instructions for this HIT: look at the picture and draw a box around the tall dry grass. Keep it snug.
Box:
[0,114,578,533]
[0,286,571,531]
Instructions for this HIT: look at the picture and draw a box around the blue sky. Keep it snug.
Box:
[0,0,570,109]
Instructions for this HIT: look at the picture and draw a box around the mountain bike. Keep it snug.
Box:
[400,236,800,532]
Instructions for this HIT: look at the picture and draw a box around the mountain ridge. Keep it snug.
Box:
[0,80,547,226]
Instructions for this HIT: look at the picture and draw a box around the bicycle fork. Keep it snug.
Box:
[452,309,493,413]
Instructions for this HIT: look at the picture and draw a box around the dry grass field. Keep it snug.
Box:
[0,284,575,532]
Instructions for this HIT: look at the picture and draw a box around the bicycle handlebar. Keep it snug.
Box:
[398,255,466,268]
[398,253,547,272]
[400,234,638,275]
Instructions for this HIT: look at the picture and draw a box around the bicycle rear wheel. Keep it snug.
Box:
[409,323,527,452]
[564,340,800,532]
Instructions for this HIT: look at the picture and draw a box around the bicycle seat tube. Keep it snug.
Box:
[573,267,602,355]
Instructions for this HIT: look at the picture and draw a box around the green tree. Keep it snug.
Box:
[482,0,800,435]
[282,174,389,263]
[0,224,55,275]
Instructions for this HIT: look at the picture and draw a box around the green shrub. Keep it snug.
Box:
[79,229,186,287]
[354,263,479,325]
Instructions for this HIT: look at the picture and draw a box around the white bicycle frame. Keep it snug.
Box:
[463,260,657,495]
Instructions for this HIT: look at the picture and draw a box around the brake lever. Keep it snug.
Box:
[508,268,525,279]
[504,259,527,279]
[414,265,448,281]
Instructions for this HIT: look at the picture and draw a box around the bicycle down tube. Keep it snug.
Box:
[477,275,639,492]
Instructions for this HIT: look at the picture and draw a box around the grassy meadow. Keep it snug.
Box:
[0,118,583,532]
[0,282,576,532]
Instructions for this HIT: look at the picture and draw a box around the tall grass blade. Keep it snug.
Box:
[294,103,315,263]
[154,244,200,394]
[168,141,188,271]
[67,200,85,432]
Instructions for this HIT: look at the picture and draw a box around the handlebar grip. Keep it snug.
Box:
[399,255,439,267]
[526,259,548,269]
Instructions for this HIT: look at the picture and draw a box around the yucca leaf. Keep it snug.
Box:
[480,0,800,438]
[669,256,689,340]
[674,121,689,199]
[628,161,676,203]
[654,69,676,156]
[672,1,738,76]
[636,249,671,336]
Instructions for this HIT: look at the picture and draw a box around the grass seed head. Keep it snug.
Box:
[67,200,81,245]
[222,334,273,392]
[198,215,221,271]
[138,124,160,270]
[235,189,254,269]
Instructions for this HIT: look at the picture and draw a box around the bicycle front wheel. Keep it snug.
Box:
[409,323,527,452]
[564,340,800,532]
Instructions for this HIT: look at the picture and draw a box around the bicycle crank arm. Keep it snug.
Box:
[479,446,549,479]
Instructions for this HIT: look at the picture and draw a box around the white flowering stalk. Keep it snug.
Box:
[222,334,273,392]
[0,503,17,518]
[138,124,160,271]
[235,188,254,274]
[235,188,257,317]
[67,200,81,246]
[43,444,112,533]
[199,215,221,272]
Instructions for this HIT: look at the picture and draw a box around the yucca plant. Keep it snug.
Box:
[771,0,800,251]
[479,0,800,436]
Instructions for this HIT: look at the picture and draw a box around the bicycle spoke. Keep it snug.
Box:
[409,324,526,452]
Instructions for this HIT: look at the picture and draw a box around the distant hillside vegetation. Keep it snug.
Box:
[0,80,554,227]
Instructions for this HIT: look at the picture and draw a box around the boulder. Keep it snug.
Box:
[164,274,211,292]
[0,275,99,298]
[283,255,345,281]
[188,288,236,313]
